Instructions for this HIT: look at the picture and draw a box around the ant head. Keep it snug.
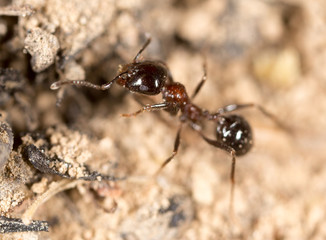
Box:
[117,61,169,95]
[216,115,253,156]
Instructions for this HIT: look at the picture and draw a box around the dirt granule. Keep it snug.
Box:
[1,0,326,240]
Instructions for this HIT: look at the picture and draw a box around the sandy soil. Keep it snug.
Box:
[1,0,326,239]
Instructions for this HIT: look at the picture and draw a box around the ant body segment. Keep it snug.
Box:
[50,38,172,96]
[51,38,282,213]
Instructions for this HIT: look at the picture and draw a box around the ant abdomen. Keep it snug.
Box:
[117,61,170,95]
[216,115,253,156]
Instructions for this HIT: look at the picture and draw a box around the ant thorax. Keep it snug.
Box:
[162,83,189,105]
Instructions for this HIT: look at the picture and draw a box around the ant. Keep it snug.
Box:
[51,37,283,214]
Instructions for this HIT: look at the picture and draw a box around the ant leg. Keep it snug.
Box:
[132,95,171,125]
[208,103,287,131]
[199,132,237,217]
[50,72,126,90]
[133,35,152,63]
[121,102,169,117]
[155,125,182,176]
[191,57,207,100]
[218,103,272,116]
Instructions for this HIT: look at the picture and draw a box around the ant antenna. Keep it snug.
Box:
[133,35,152,63]
[50,73,126,90]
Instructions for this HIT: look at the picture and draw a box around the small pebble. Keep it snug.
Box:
[0,120,13,172]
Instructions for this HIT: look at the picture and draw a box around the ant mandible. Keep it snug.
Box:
[51,37,282,213]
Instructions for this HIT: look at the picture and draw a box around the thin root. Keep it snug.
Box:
[22,179,79,225]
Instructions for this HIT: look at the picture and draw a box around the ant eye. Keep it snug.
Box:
[216,115,253,156]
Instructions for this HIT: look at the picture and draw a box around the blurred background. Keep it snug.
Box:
[1,0,326,239]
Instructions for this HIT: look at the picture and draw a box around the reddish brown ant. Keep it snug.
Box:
[51,37,283,213]
[120,56,281,213]
[50,38,173,95]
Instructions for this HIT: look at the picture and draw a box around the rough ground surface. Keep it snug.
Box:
[1,0,326,239]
